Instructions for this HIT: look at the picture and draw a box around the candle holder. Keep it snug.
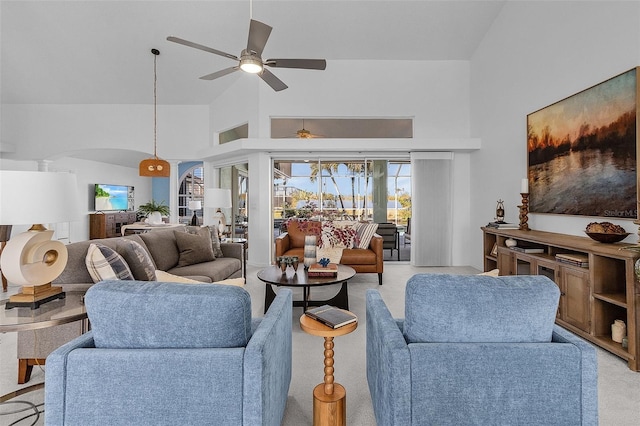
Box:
[519,193,530,231]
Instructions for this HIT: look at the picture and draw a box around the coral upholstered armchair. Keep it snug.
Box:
[366,274,598,426]
[45,281,292,426]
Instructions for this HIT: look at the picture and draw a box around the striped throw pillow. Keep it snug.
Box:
[86,243,134,283]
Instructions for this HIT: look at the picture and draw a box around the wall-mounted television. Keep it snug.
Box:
[94,184,134,211]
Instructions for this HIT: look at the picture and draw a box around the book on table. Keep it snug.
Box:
[307,262,338,277]
[305,305,357,328]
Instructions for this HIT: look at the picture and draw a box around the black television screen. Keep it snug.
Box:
[94,184,134,211]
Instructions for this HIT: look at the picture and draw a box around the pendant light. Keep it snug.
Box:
[139,48,170,177]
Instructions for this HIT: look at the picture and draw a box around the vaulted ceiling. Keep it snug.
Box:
[1,0,507,106]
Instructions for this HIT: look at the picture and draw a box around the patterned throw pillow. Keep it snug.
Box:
[319,221,358,249]
[116,239,157,281]
[85,243,134,283]
[174,229,215,267]
[354,222,379,249]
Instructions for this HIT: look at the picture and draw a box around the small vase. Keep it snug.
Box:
[303,236,317,269]
[285,265,296,279]
[635,258,640,282]
[612,320,626,343]
[148,211,162,225]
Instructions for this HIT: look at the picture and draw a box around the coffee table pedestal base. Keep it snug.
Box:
[313,383,346,426]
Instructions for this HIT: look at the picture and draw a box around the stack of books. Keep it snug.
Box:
[556,253,589,267]
[307,262,338,277]
[486,221,519,229]
[305,305,357,328]
[510,246,545,254]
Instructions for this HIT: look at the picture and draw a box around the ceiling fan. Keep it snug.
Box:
[296,119,323,139]
[167,19,326,92]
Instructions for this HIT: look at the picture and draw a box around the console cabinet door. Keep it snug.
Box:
[559,266,591,333]
[497,248,515,276]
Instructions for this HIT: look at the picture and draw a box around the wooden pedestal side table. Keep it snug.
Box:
[299,313,357,426]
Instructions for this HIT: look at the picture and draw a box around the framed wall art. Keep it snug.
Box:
[527,67,638,219]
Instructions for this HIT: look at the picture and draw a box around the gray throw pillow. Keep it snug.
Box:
[174,229,215,267]
[116,239,157,281]
[186,225,224,258]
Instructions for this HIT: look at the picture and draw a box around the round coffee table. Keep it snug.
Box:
[258,264,356,313]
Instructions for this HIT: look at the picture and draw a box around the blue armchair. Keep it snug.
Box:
[45,281,292,426]
[366,274,598,426]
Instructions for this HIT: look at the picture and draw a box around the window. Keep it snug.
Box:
[273,159,410,226]
[179,165,204,223]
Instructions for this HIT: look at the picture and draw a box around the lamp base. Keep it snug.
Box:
[190,211,199,226]
[5,283,65,310]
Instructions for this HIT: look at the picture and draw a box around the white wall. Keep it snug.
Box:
[2,104,209,160]
[255,60,471,139]
[469,1,640,270]
[0,157,152,243]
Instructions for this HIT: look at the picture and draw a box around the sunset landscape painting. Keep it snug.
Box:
[527,68,637,218]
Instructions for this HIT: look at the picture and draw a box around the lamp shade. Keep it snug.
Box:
[204,188,232,209]
[0,171,80,225]
[188,200,202,211]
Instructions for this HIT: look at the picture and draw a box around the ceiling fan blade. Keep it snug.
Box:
[167,36,238,61]
[199,66,239,80]
[259,69,288,92]
[265,59,327,70]
[247,19,272,56]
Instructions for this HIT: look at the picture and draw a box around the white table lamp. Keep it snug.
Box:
[0,171,79,309]
[188,200,202,226]
[205,188,232,237]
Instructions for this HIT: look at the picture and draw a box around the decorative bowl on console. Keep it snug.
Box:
[585,221,629,243]
[585,232,630,243]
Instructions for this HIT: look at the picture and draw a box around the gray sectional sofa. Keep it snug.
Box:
[16,226,244,383]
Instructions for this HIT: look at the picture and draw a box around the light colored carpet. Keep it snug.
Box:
[244,263,640,426]
[1,263,639,425]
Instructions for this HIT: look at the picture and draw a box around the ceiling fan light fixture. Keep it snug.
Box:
[240,50,263,74]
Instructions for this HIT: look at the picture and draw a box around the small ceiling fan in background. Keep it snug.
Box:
[167,17,326,92]
[296,119,324,139]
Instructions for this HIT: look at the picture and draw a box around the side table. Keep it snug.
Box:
[300,312,358,426]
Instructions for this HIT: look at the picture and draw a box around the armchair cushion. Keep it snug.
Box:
[354,222,379,249]
[404,274,559,343]
[85,281,252,349]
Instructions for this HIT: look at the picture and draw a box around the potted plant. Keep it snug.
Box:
[137,200,170,225]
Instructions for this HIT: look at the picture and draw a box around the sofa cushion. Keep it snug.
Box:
[85,281,253,349]
[354,222,378,249]
[320,221,357,249]
[403,274,560,344]
[139,229,181,271]
[186,225,224,258]
[174,229,215,266]
[115,239,157,281]
[85,243,134,283]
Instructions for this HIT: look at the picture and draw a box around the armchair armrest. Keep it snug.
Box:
[275,233,291,258]
[45,332,97,426]
[366,290,411,426]
[552,325,598,424]
[244,289,293,426]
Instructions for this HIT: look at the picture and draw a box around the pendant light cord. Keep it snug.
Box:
[152,48,160,159]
